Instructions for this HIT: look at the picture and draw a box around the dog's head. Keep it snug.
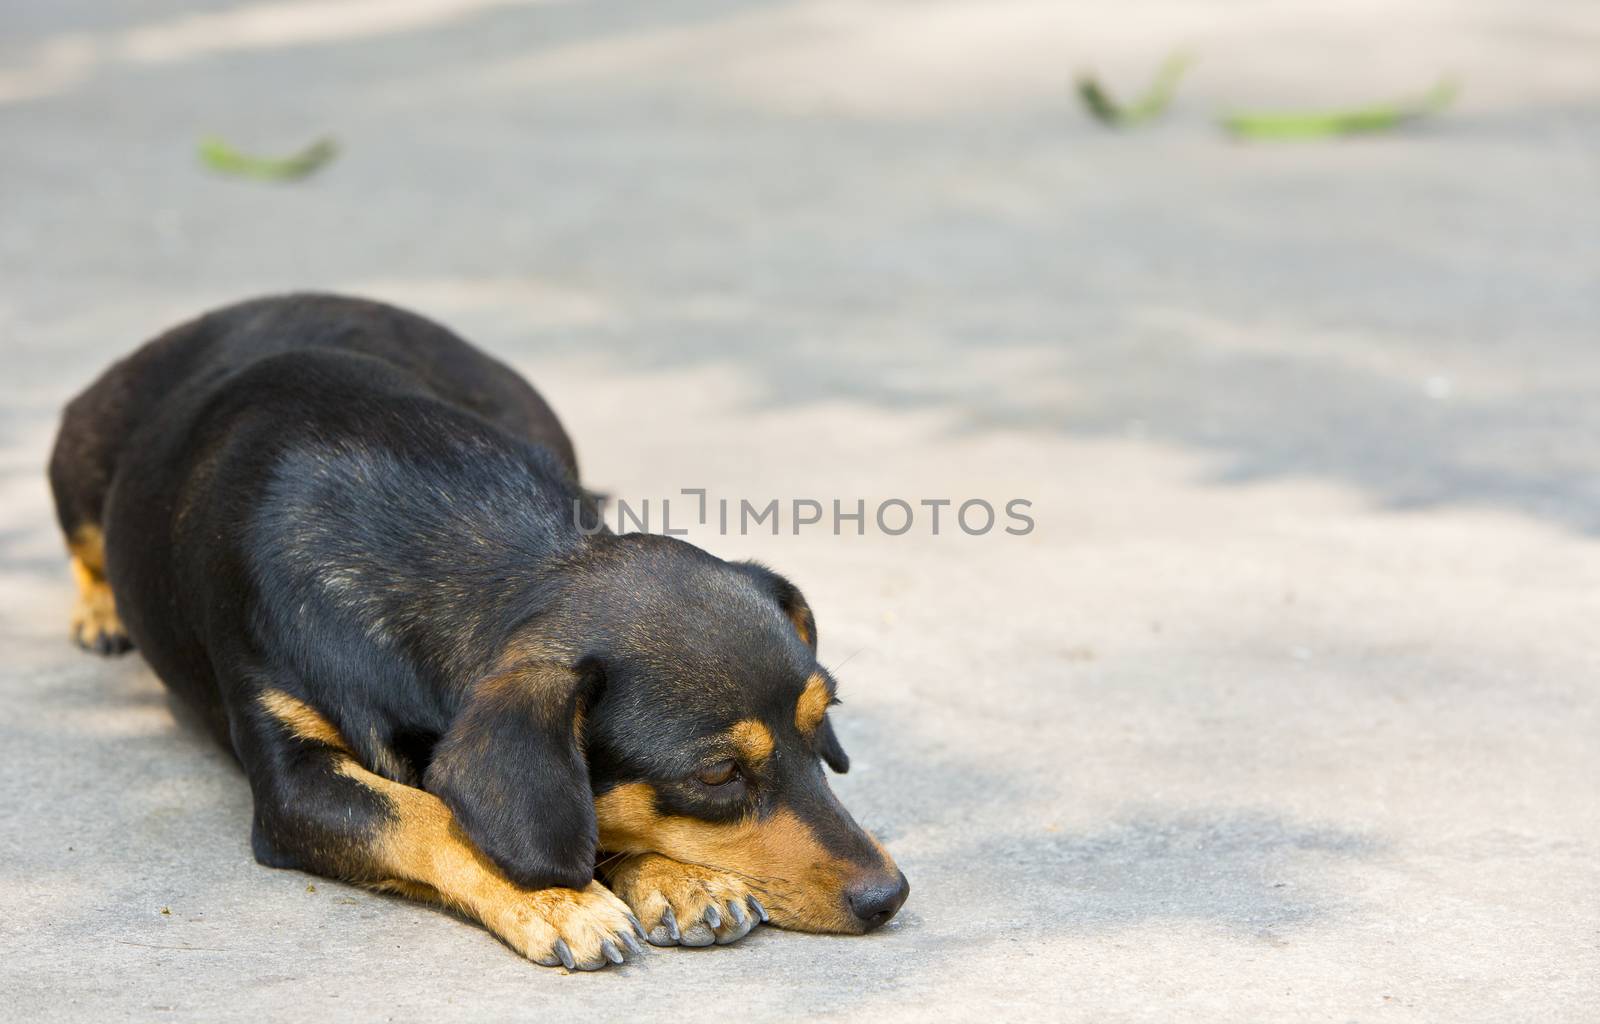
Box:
[423,533,908,933]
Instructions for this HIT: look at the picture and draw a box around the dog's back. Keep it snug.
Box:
[51,295,576,534]
[47,294,585,738]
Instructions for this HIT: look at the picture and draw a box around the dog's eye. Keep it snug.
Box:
[695,760,739,787]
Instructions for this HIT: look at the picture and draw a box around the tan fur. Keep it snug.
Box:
[67,525,127,648]
[258,690,350,751]
[729,720,774,764]
[69,524,107,574]
[256,690,634,965]
[788,609,813,648]
[794,672,831,736]
[370,878,444,903]
[595,782,889,933]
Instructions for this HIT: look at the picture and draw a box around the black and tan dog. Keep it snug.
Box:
[48,293,907,970]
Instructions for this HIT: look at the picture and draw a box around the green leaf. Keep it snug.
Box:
[1076,52,1192,128]
[1221,78,1458,140]
[197,136,338,181]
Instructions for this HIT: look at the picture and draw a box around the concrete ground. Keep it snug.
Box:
[2,1,1597,1020]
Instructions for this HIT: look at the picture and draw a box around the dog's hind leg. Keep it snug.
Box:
[48,346,163,655]
[47,411,133,658]
[57,524,130,655]
[49,314,226,655]
[241,687,644,970]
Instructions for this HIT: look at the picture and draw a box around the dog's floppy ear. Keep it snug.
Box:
[738,561,818,652]
[816,716,851,774]
[424,660,598,891]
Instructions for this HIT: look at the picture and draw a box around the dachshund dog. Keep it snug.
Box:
[48,294,907,970]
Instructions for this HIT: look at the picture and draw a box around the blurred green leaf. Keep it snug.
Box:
[1221,79,1458,140]
[197,136,338,181]
[1077,52,1192,128]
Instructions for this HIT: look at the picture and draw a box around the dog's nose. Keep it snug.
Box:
[846,871,910,931]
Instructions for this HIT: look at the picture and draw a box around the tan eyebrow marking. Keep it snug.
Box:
[795,673,830,736]
[729,720,775,764]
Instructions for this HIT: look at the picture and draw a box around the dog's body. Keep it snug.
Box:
[49,294,905,969]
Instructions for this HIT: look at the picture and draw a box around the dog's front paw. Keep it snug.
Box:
[484,880,646,970]
[604,853,769,947]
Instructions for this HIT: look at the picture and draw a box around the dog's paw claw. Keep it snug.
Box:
[664,905,681,940]
[646,904,681,946]
[714,899,756,945]
[494,880,642,970]
[679,921,716,947]
[603,853,766,950]
[620,929,644,957]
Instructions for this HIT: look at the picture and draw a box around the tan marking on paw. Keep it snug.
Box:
[341,759,638,969]
[257,689,640,969]
[604,853,764,946]
[67,526,130,654]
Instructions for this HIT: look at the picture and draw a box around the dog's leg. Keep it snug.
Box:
[246,688,643,969]
[602,853,769,947]
[66,525,132,655]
